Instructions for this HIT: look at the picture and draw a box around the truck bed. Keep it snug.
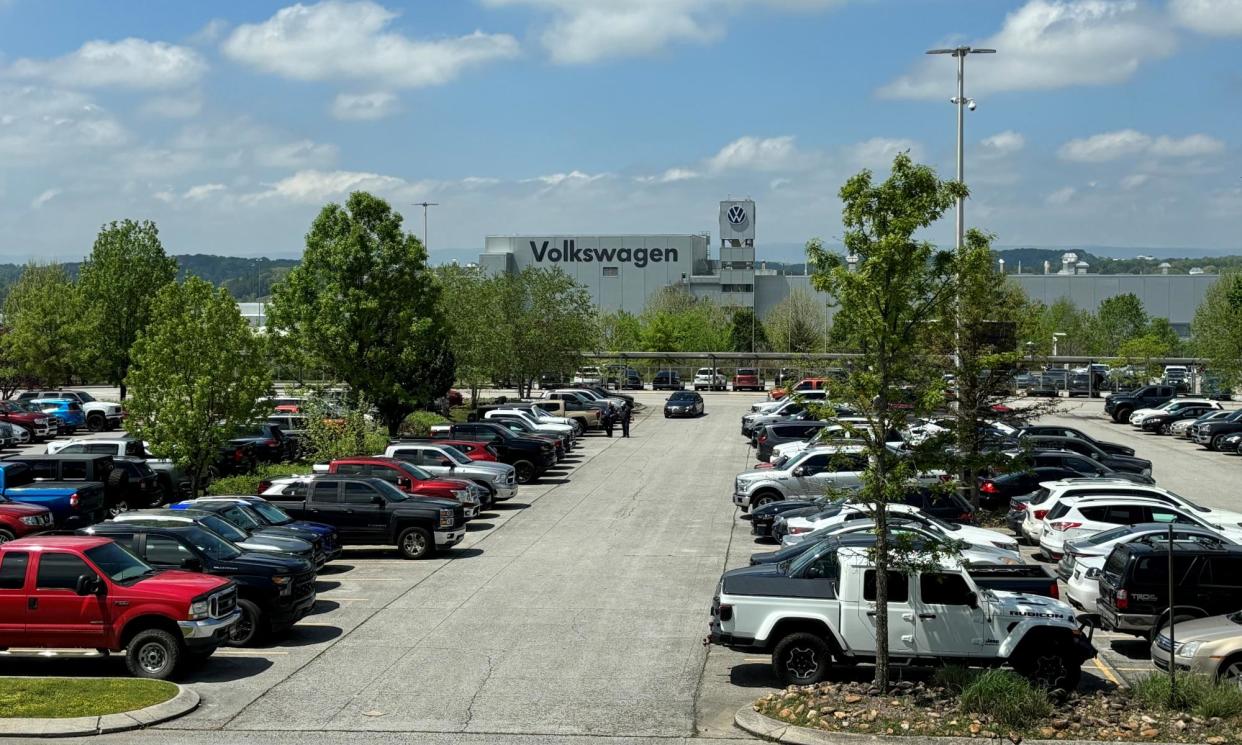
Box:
[969,564,1059,598]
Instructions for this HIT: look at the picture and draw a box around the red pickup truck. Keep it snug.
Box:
[0,497,53,543]
[322,457,482,518]
[0,536,239,678]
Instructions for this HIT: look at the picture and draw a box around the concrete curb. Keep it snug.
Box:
[0,684,198,738]
[733,705,1187,745]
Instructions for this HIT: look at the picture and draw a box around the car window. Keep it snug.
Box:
[335,463,365,475]
[1199,557,1242,585]
[343,482,377,504]
[863,570,908,602]
[799,454,829,474]
[144,536,193,565]
[366,466,401,484]
[0,552,29,590]
[311,481,339,503]
[1079,506,1108,521]
[35,552,94,590]
[1134,556,1197,586]
[920,573,974,605]
[1148,506,1194,525]
[26,461,57,480]
[87,444,116,455]
[1103,505,1145,524]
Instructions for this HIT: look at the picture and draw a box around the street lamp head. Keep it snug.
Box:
[967,99,977,111]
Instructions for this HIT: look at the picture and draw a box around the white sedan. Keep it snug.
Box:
[791,517,1024,566]
[783,502,1020,553]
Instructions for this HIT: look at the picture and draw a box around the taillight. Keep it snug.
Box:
[257,480,272,494]
[1048,521,1082,532]
[234,448,245,462]
[980,481,998,494]
[958,512,974,522]
[1033,509,1048,520]
[1012,502,1026,512]
[69,492,79,508]
[938,474,953,483]
[718,604,733,622]
[758,434,767,444]
[1115,588,1128,610]
[1049,582,1060,600]
[263,439,278,447]
[789,526,810,535]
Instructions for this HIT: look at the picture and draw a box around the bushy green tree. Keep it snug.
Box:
[76,219,178,399]
[125,277,270,494]
[1090,293,1148,356]
[1192,273,1242,386]
[728,307,769,353]
[1,263,83,388]
[436,264,499,407]
[491,267,599,397]
[270,192,454,435]
[638,287,730,352]
[764,288,827,353]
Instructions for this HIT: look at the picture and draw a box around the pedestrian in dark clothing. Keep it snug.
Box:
[621,406,631,438]
[604,409,615,437]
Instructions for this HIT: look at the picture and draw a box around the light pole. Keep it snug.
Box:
[411,202,439,250]
[926,46,995,252]
[1052,332,1066,358]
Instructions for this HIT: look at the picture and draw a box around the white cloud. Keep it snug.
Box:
[1046,186,1077,205]
[1120,173,1150,189]
[6,38,207,89]
[878,0,1176,99]
[189,19,230,45]
[256,139,339,169]
[0,86,128,164]
[482,0,843,64]
[245,169,406,204]
[1058,129,1225,162]
[30,188,61,209]
[1170,0,1242,36]
[138,93,204,119]
[527,170,611,187]
[222,1,519,87]
[708,135,803,171]
[331,91,399,120]
[980,130,1026,156]
[183,183,227,201]
[847,137,922,169]
[637,167,699,184]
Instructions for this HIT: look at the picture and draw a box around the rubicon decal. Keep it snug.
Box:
[530,240,678,268]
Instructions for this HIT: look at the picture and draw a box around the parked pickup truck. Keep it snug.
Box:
[383,442,517,503]
[708,543,1095,689]
[0,401,52,442]
[47,437,190,502]
[0,462,106,527]
[80,522,314,647]
[1104,385,1178,424]
[263,475,466,559]
[0,496,53,543]
[0,535,239,678]
[3,453,155,514]
[316,457,483,515]
[429,422,555,484]
[17,389,124,432]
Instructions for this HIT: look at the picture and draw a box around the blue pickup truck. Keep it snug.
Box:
[0,462,106,526]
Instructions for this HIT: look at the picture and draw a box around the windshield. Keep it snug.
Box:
[183,525,243,560]
[1164,490,1206,511]
[86,542,156,584]
[401,463,432,480]
[1228,611,1242,625]
[75,392,96,402]
[670,393,695,402]
[529,405,552,418]
[788,540,837,576]
[919,512,961,532]
[199,514,249,541]
[218,504,262,530]
[1083,525,1134,545]
[373,479,410,501]
[247,500,293,524]
[440,446,471,465]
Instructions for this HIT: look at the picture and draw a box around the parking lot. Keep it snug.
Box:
[2,390,1235,744]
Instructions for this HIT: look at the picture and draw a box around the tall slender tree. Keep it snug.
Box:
[2,263,83,388]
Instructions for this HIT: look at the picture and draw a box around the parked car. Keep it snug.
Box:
[47,437,190,503]
[262,475,466,560]
[2,453,150,515]
[764,517,1021,567]
[769,378,828,401]
[1178,410,1232,439]
[1104,384,1179,423]
[383,442,518,503]
[477,416,569,462]
[1097,539,1242,639]
[780,496,986,546]
[652,370,684,390]
[1019,436,1152,477]
[1127,398,1220,426]
[1136,402,1220,434]
[1016,425,1135,456]
[390,438,499,463]
[708,544,1093,688]
[572,366,603,386]
[734,447,947,511]
[0,401,51,441]
[0,495,53,543]
[733,367,764,392]
[319,457,482,516]
[1151,612,1242,684]
[111,509,319,565]
[1008,450,1154,484]
[605,365,643,390]
[976,467,1086,511]
[664,391,704,418]
[16,390,123,432]
[0,535,239,678]
[429,422,556,484]
[174,497,340,562]
[80,521,315,647]
[228,423,297,464]
[484,409,576,448]
[693,367,728,391]
[1192,409,1242,450]
[1037,496,1241,561]
[755,422,835,462]
[28,398,85,435]
[0,462,106,527]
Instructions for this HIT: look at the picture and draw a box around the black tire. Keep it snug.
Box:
[1216,653,1242,687]
[0,528,14,546]
[397,527,434,560]
[1113,407,1132,424]
[513,460,536,484]
[772,632,833,686]
[1211,435,1227,452]
[156,478,174,506]
[226,599,268,647]
[87,413,107,433]
[1160,422,1172,435]
[1012,646,1082,691]
[752,491,783,509]
[125,628,182,679]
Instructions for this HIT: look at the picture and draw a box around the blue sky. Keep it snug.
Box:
[1,0,1239,263]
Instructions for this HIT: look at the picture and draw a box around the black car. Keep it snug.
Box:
[976,466,1085,511]
[664,391,704,418]
[749,496,837,538]
[229,423,297,464]
[115,509,319,566]
[1104,384,1178,423]
[652,370,684,390]
[1020,450,1154,484]
[1192,409,1242,450]
[755,421,833,462]
[1016,425,1134,456]
[1020,436,1153,477]
[80,522,316,646]
[1138,403,1219,434]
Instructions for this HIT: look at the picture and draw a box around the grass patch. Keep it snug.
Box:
[0,678,177,718]
[1130,673,1242,719]
[958,670,1052,729]
[931,665,980,695]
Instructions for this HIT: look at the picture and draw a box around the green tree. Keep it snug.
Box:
[492,267,598,397]
[1,263,83,387]
[807,152,966,688]
[1146,317,1182,357]
[728,307,769,353]
[1192,273,1242,386]
[436,264,499,407]
[1090,293,1148,356]
[125,277,271,495]
[270,192,455,435]
[599,310,643,351]
[638,287,730,352]
[77,219,178,399]
[764,288,827,353]
[1118,334,1174,379]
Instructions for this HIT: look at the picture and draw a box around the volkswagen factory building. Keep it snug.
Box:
[478,199,1214,333]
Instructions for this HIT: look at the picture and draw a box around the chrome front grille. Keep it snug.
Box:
[1155,633,1174,653]
[211,586,238,618]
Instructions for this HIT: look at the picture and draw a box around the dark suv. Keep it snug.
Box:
[1096,539,1242,638]
[652,370,684,390]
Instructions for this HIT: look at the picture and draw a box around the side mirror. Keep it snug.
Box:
[396,477,411,489]
[792,467,806,477]
[440,459,453,468]
[180,557,203,572]
[75,574,101,596]
[372,495,386,507]
[965,591,979,609]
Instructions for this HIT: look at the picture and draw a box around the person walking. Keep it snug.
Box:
[620,405,631,438]
[604,408,615,437]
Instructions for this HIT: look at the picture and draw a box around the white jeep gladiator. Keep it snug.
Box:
[708,543,1095,689]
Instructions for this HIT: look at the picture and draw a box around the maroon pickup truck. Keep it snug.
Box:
[0,401,51,442]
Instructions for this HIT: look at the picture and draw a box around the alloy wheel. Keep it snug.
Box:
[137,641,169,675]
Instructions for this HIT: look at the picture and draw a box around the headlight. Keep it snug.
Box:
[439,508,453,528]
[992,540,1017,550]
[998,556,1021,566]
[1176,641,1202,658]
[189,600,210,619]
[20,515,43,526]
[272,575,292,595]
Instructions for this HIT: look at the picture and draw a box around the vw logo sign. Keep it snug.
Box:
[726,205,749,232]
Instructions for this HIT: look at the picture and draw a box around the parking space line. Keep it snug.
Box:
[214,650,290,657]
[1093,657,1124,686]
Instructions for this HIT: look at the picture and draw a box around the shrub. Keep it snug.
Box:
[1130,673,1242,718]
[958,670,1051,729]
[298,400,389,462]
[206,463,313,497]
[399,411,450,438]
[933,665,980,695]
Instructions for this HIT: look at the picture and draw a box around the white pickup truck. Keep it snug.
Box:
[708,543,1095,689]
